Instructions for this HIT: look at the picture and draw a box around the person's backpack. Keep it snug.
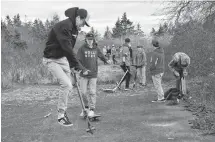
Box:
[164,88,183,100]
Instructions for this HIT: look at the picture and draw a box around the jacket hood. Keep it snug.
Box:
[83,42,97,49]
[65,7,79,25]
[154,47,164,53]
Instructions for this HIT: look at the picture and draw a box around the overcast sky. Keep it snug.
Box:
[1,0,166,35]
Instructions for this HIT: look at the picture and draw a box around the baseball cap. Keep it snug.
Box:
[77,9,90,27]
[86,33,94,40]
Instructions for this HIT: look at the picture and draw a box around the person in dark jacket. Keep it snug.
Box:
[42,7,90,127]
[150,39,165,102]
[77,33,110,117]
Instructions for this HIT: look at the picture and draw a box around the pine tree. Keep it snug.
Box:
[16,14,22,26]
[1,19,10,41]
[120,12,135,36]
[13,15,18,26]
[135,23,144,36]
[45,19,51,31]
[50,14,60,29]
[157,24,165,36]
[150,28,156,36]
[112,17,123,38]
[39,20,46,39]
[104,26,112,39]
[13,14,21,26]
[1,18,6,30]
[5,15,13,26]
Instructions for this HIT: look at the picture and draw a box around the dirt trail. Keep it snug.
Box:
[1,84,214,142]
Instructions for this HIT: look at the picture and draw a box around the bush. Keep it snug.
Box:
[184,76,215,134]
[165,23,215,77]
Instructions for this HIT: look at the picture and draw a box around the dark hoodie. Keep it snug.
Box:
[43,7,86,71]
[77,42,107,78]
[149,47,165,75]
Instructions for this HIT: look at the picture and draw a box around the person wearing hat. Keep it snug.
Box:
[168,52,190,90]
[43,7,90,126]
[150,38,165,102]
[132,45,147,87]
[118,38,132,90]
[77,33,110,117]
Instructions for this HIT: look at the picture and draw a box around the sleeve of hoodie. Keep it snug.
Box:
[168,59,177,72]
[97,48,108,63]
[54,23,86,72]
[150,52,158,71]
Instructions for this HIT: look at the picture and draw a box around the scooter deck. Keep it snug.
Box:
[84,114,101,121]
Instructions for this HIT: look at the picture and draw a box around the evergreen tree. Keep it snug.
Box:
[120,12,135,36]
[5,15,13,25]
[135,23,144,36]
[13,14,21,26]
[150,28,156,36]
[45,19,51,31]
[104,26,112,39]
[50,14,60,29]
[157,24,165,36]
[112,17,123,38]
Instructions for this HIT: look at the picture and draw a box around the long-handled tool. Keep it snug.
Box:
[102,69,129,93]
[73,73,95,134]
[181,76,186,95]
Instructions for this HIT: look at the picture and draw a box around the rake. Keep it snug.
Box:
[102,69,129,93]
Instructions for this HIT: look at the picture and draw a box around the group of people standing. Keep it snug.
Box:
[102,45,118,64]
[42,7,191,127]
[118,37,190,103]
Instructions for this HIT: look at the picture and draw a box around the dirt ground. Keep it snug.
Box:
[1,84,214,142]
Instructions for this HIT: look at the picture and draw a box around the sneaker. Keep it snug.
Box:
[58,112,73,127]
[152,99,166,103]
[176,98,180,103]
[80,108,89,117]
[124,88,130,91]
[88,110,95,117]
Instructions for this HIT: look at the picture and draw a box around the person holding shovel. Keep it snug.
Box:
[77,33,110,117]
[168,52,190,91]
[43,7,91,126]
